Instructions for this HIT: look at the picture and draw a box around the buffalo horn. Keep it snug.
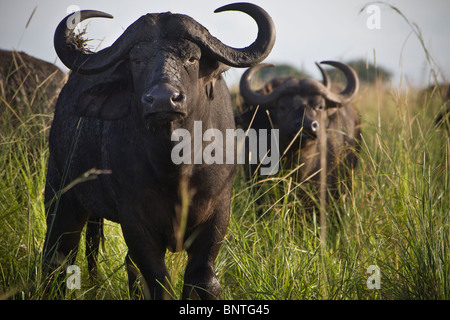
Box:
[55,4,276,75]
[240,63,300,106]
[54,10,138,74]
[315,62,330,89]
[240,61,359,107]
[319,61,359,104]
[206,2,276,67]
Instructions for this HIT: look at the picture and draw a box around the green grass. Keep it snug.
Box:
[218,82,450,300]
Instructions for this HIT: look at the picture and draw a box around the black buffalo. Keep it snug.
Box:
[236,61,360,205]
[0,49,65,118]
[43,3,275,299]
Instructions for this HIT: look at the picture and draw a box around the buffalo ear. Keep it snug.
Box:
[77,62,131,120]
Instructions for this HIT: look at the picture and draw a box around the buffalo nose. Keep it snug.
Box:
[142,83,186,115]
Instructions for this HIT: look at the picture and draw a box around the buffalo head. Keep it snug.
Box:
[239,61,359,151]
[54,4,276,127]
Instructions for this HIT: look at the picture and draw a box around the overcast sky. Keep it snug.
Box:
[1,0,449,88]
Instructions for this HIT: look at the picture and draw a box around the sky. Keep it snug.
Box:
[0,0,449,88]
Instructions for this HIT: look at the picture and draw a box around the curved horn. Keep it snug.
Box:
[54,10,137,74]
[315,62,330,89]
[240,63,296,106]
[191,3,276,68]
[319,61,359,104]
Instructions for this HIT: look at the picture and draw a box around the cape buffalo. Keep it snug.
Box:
[0,49,65,118]
[43,3,275,299]
[236,61,360,207]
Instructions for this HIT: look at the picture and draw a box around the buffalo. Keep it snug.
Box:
[43,3,275,299]
[0,49,65,119]
[236,61,361,206]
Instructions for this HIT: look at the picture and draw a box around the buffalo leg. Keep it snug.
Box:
[125,253,146,299]
[86,217,103,279]
[121,219,172,299]
[42,191,89,296]
[182,194,231,300]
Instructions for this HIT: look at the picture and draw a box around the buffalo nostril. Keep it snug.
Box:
[171,92,185,103]
[311,120,319,132]
[143,93,154,105]
[143,85,185,107]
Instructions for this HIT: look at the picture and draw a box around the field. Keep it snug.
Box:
[1,50,449,300]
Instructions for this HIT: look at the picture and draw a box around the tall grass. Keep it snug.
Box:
[1,61,51,299]
[215,82,449,300]
[1,6,449,300]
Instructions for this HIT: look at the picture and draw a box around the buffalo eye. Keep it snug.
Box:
[314,101,325,111]
[186,56,198,65]
[131,59,143,66]
[308,96,323,110]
